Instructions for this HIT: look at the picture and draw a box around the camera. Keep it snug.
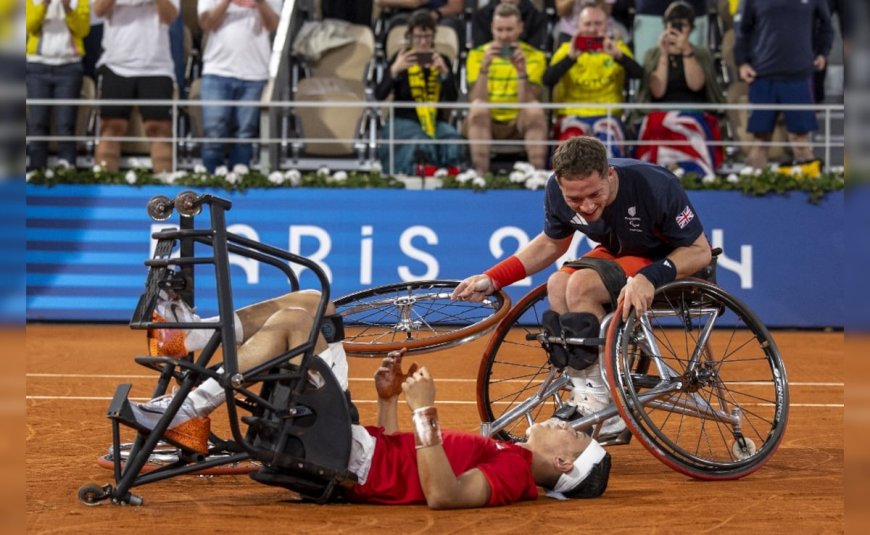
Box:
[574,35,605,52]
[415,51,434,64]
[500,45,515,58]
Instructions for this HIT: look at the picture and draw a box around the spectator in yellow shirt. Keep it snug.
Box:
[464,2,547,175]
[543,3,642,157]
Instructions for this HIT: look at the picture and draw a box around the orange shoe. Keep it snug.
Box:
[147,311,190,358]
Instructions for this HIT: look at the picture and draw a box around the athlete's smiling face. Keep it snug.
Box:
[558,168,618,222]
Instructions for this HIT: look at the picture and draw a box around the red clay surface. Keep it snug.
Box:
[26,325,843,533]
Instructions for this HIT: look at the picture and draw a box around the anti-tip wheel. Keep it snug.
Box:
[174,190,202,217]
[732,438,758,460]
[78,483,111,506]
[146,195,173,221]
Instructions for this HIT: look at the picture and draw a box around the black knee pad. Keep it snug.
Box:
[320,313,345,343]
[559,312,601,370]
[542,310,569,369]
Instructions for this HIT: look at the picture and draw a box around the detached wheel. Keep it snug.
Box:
[78,483,110,506]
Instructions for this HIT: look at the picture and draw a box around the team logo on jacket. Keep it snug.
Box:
[676,205,695,229]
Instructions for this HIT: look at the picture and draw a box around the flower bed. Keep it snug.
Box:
[26,160,844,204]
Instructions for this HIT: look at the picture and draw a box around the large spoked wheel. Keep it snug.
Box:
[476,284,563,442]
[605,279,789,480]
[334,280,510,357]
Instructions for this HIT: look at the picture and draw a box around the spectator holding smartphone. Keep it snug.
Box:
[543,2,642,156]
[375,9,463,176]
[465,2,547,175]
[635,0,725,177]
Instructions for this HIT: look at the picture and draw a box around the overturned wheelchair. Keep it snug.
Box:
[79,192,510,506]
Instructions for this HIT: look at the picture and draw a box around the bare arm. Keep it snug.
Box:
[403,367,492,509]
[618,232,713,320]
[254,0,279,33]
[451,232,573,300]
[468,44,497,103]
[93,0,115,19]
[154,0,178,25]
[682,52,706,92]
[199,0,231,32]
[648,35,670,99]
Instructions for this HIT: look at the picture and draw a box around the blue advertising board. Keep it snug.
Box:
[26,185,843,328]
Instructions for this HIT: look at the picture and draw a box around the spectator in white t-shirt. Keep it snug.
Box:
[198,0,281,173]
[93,0,178,172]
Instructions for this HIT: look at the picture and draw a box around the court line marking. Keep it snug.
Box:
[24,395,844,408]
[25,374,845,388]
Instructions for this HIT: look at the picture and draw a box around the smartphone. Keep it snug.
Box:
[574,35,605,52]
[415,51,434,64]
[500,45,515,58]
[671,21,684,32]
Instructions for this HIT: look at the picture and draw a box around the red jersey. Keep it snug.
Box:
[346,426,539,506]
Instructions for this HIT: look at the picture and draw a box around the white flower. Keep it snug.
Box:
[370,161,383,174]
[673,167,685,177]
[726,173,740,184]
[167,171,186,184]
[56,159,71,169]
[739,166,755,176]
[316,166,330,177]
[225,172,239,184]
[524,175,547,190]
[830,166,844,174]
[434,167,449,178]
[753,167,763,176]
[513,161,535,174]
[232,163,249,175]
[45,169,54,179]
[128,158,144,169]
[215,165,228,176]
[455,169,476,184]
[534,170,551,182]
[25,171,34,182]
[331,170,348,182]
[284,169,302,186]
[472,176,487,188]
[790,166,803,176]
[125,170,137,184]
[92,164,104,173]
[193,164,207,174]
[509,170,527,183]
[268,171,285,185]
[702,174,716,185]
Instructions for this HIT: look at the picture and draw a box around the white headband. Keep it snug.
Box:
[546,440,607,500]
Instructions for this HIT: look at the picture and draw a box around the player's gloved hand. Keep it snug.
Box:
[450,274,495,302]
[617,275,655,322]
[374,348,418,401]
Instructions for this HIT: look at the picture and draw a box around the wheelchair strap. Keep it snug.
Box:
[562,257,627,311]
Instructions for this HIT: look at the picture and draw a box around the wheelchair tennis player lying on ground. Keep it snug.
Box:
[131,289,611,508]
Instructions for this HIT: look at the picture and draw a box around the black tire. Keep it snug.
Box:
[335,280,510,357]
[605,279,789,480]
[476,284,563,442]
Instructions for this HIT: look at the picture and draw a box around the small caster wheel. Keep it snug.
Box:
[78,483,111,506]
[146,195,173,221]
[732,437,757,460]
[174,190,202,217]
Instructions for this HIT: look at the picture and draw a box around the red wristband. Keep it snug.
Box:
[484,256,527,290]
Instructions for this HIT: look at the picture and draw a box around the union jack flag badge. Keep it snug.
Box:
[675,205,695,229]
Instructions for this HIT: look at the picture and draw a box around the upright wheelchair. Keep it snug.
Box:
[79,192,509,506]
[476,257,790,480]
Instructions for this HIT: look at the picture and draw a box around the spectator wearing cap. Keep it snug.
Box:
[635,0,725,177]
[543,2,642,157]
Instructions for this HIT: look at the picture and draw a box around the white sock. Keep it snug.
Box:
[190,367,227,417]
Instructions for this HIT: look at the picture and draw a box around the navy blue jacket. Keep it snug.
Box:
[734,0,833,81]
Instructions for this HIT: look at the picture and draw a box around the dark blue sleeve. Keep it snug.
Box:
[656,179,704,248]
[733,0,755,67]
[813,0,834,57]
[543,176,574,240]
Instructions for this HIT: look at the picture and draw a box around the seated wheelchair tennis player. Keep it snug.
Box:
[131,290,611,507]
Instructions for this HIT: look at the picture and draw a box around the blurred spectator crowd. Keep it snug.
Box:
[24,0,847,177]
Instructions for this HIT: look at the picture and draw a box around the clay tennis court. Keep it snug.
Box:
[26,324,842,533]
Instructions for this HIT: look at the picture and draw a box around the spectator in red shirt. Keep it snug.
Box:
[130,290,611,507]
